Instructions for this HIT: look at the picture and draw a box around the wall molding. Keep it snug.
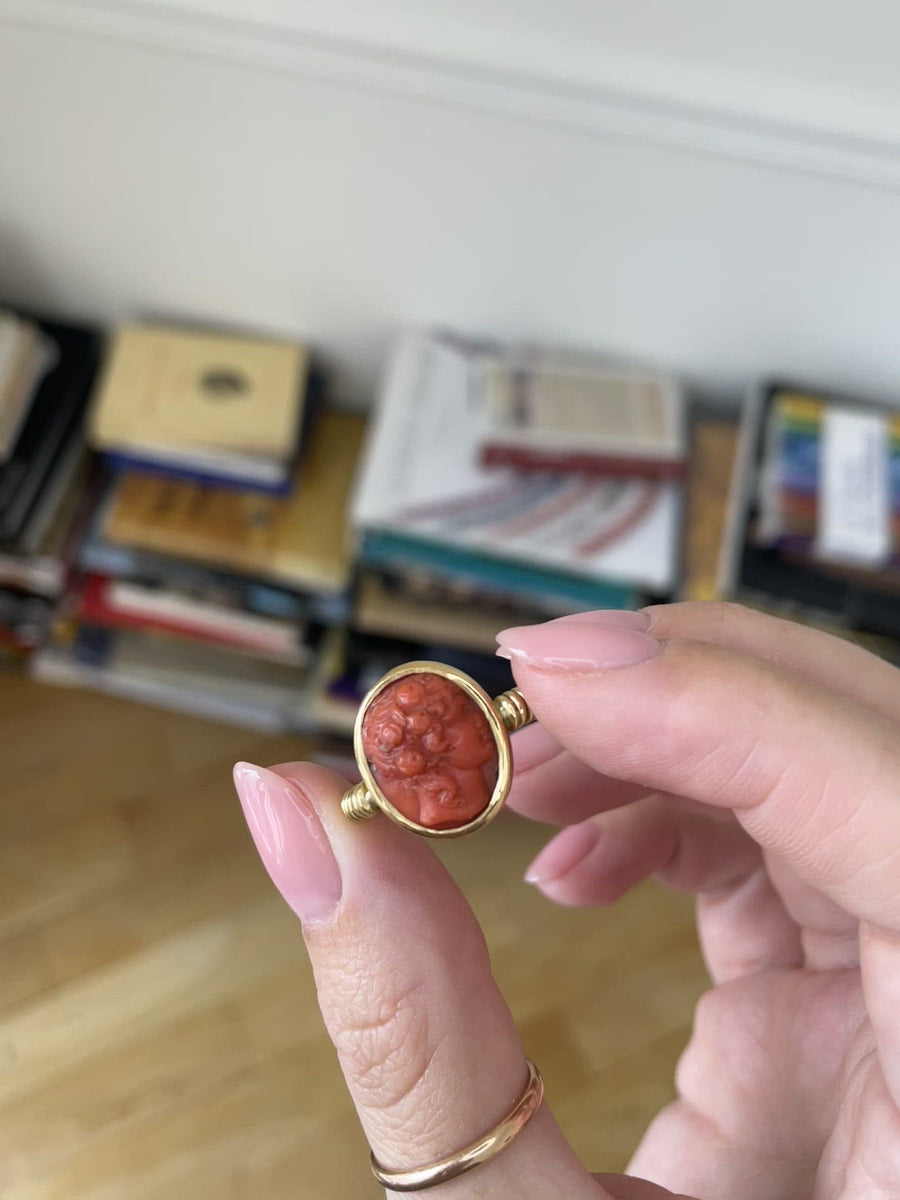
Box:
[5,0,900,191]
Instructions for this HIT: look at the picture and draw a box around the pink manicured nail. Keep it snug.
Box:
[548,609,651,631]
[233,762,342,922]
[496,610,650,659]
[525,822,599,885]
[496,619,661,670]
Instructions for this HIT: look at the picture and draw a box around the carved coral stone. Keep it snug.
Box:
[361,672,499,830]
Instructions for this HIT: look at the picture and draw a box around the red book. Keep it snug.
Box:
[73,574,308,664]
[480,444,685,480]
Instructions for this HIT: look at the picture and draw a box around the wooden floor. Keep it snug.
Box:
[0,668,709,1199]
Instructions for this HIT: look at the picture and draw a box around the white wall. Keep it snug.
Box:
[3,1,900,405]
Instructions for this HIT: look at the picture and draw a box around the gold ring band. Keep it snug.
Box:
[370,1058,544,1192]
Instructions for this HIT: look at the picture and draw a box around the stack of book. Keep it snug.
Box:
[31,323,366,732]
[87,324,313,492]
[0,311,99,658]
[6,315,688,736]
[332,330,684,709]
[722,381,900,653]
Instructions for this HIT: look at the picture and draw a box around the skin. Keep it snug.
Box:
[243,603,900,1199]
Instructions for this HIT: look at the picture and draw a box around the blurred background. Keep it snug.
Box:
[3,2,900,1196]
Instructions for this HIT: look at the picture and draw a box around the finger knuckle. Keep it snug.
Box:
[706,600,756,626]
[650,640,775,798]
[656,600,755,639]
[324,960,436,1113]
[675,986,734,1109]
[676,981,776,1118]
[636,647,714,765]
[688,983,731,1042]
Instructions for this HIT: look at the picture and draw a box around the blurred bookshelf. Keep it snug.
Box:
[0,311,699,740]
[5,308,896,743]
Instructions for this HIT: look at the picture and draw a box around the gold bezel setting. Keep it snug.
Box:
[341,660,533,838]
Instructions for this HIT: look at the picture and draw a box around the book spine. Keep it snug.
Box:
[76,580,308,664]
[480,444,686,480]
[360,530,638,610]
[103,453,293,496]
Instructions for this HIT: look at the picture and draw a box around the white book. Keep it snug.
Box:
[0,311,22,386]
[0,554,63,597]
[32,634,313,732]
[482,355,685,467]
[354,333,680,592]
[0,318,56,460]
[107,580,308,662]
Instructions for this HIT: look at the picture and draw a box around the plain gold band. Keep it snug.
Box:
[369,1059,544,1192]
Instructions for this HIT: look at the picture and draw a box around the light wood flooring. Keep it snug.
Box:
[0,669,709,1198]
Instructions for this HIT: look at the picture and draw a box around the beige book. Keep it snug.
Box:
[355,573,519,654]
[681,418,740,602]
[0,315,47,459]
[104,412,365,592]
[89,324,309,458]
[482,356,685,470]
[0,311,25,404]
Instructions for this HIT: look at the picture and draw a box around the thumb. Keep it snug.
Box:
[233,760,605,1198]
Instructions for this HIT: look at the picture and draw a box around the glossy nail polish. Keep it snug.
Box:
[496,619,661,670]
[525,821,600,886]
[233,762,342,922]
[548,609,651,631]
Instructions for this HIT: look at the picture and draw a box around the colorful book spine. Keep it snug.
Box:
[360,529,638,610]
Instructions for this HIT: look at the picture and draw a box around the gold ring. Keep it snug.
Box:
[370,1058,544,1192]
[340,661,534,838]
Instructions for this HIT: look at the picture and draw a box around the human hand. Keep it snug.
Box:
[233,602,900,1198]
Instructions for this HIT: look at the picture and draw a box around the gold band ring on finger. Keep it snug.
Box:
[340,661,534,838]
[369,1058,544,1192]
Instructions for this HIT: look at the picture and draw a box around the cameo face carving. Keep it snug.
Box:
[360,672,500,830]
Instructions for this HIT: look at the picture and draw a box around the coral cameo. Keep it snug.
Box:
[360,672,499,830]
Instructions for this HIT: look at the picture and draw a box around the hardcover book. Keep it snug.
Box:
[90,324,309,456]
[32,626,315,733]
[479,354,686,479]
[354,333,680,594]
[680,416,739,603]
[353,571,559,655]
[0,319,99,548]
[0,312,55,461]
[72,574,310,664]
[103,411,365,594]
[720,380,900,647]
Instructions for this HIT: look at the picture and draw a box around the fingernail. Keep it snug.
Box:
[525,821,599,885]
[548,609,651,631]
[233,762,342,922]
[496,610,649,659]
[496,619,661,670]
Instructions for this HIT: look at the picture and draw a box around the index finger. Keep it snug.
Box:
[506,601,900,827]
[497,615,900,936]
